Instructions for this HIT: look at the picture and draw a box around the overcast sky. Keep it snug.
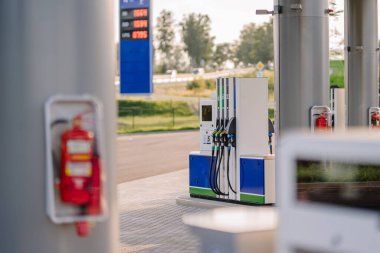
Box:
[151,0,273,43]
[115,0,379,44]
[115,0,273,43]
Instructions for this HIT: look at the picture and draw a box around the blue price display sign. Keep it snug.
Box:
[120,0,153,94]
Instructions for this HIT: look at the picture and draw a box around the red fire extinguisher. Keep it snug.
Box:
[371,112,380,128]
[315,112,329,130]
[60,115,101,236]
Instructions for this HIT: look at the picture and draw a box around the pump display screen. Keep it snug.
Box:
[67,140,92,154]
[202,105,213,122]
[297,160,380,211]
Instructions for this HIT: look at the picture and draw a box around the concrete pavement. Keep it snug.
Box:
[117,131,203,252]
[119,169,206,253]
[117,131,242,252]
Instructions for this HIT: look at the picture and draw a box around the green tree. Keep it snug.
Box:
[236,23,256,66]
[213,43,232,69]
[180,13,215,68]
[252,21,273,64]
[155,10,175,71]
[236,20,274,66]
[172,45,191,73]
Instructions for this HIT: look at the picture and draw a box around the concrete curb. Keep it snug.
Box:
[176,195,241,209]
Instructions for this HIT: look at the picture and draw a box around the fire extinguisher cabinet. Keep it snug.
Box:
[45,95,107,225]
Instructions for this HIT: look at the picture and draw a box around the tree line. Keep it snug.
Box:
[155,10,274,74]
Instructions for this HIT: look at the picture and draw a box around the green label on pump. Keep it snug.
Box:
[222,82,225,109]
[240,193,265,204]
[217,81,220,109]
[190,187,216,198]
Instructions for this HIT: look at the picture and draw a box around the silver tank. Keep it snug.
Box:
[0,0,118,252]
[274,0,330,135]
[345,0,379,127]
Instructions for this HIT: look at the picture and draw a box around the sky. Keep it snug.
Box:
[115,0,380,44]
[115,0,273,43]
[150,0,273,43]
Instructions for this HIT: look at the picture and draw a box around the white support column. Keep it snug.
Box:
[274,0,330,135]
[345,0,379,127]
[0,0,118,252]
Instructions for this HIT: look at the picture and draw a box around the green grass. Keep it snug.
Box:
[118,114,199,134]
[118,100,195,117]
[297,161,380,183]
[330,60,345,88]
[117,60,346,134]
[269,108,274,121]
[118,99,199,134]
[154,82,215,98]
[117,99,275,134]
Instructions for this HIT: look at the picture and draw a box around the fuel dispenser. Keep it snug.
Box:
[45,95,106,237]
[189,78,275,205]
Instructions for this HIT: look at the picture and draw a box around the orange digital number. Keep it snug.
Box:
[134,20,148,29]
[134,9,148,18]
[132,31,148,40]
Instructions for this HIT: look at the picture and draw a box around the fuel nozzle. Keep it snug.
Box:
[213,130,219,146]
[212,127,222,152]
[268,132,273,155]
[228,134,236,148]
[216,127,226,145]
[212,129,218,145]
[268,119,275,154]
[226,117,236,148]
[225,118,237,195]
[222,131,229,147]
[216,128,227,147]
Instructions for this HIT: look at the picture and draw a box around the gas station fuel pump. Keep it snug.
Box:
[189,78,276,205]
[45,95,106,237]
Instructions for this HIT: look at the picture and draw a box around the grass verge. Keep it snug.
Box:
[330,60,344,88]
[118,99,199,134]
[117,98,275,134]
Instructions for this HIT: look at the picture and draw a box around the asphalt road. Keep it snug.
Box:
[152,68,255,85]
[117,131,199,183]
[115,67,256,86]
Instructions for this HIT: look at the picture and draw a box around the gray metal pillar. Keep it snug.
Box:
[0,1,118,252]
[345,0,379,127]
[274,0,330,134]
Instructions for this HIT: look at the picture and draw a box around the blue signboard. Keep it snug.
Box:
[120,0,153,94]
